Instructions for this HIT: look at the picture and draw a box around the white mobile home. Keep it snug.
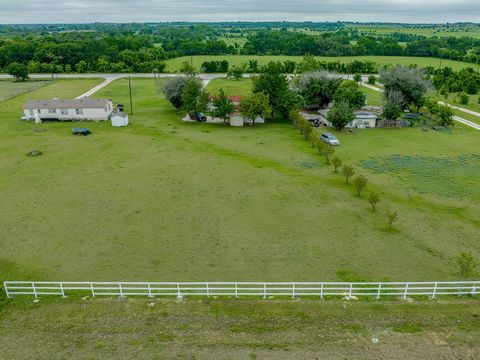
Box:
[23,98,113,122]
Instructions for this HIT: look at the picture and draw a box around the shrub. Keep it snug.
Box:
[315,140,335,164]
[368,192,380,211]
[353,175,368,197]
[331,156,342,173]
[453,252,478,280]
[458,92,470,105]
[385,206,398,230]
[367,75,376,85]
[341,165,355,184]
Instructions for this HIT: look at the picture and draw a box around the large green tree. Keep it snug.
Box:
[181,79,208,114]
[253,61,301,119]
[333,80,367,110]
[379,66,432,110]
[293,71,342,109]
[7,62,29,81]
[240,92,272,125]
[327,101,355,130]
[212,89,235,125]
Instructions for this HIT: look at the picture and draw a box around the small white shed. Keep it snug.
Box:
[111,112,129,127]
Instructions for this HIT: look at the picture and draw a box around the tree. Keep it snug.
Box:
[453,252,478,280]
[181,79,208,114]
[385,206,398,230]
[432,103,455,127]
[458,92,470,105]
[293,71,342,109]
[333,80,367,109]
[253,62,301,119]
[315,139,335,164]
[353,175,368,197]
[7,62,29,81]
[227,66,244,80]
[367,75,377,85]
[331,156,342,173]
[382,89,405,121]
[341,165,355,184]
[353,73,362,83]
[379,66,431,110]
[248,60,259,73]
[162,77,191,109]
[327,101,355,130]
[212,89,235,125]
[368,192,380,211]
[240,92,272,126]
[179,61,198,76]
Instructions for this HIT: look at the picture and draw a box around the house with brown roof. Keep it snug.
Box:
[23,98,113,122]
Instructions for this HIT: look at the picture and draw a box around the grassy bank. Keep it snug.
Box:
[0,298,479,359]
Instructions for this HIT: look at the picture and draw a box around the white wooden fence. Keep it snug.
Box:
[3,281,478,300]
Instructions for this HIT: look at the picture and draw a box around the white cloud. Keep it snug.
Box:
[0,0,478,23]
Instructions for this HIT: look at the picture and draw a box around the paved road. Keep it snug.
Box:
[360,83,480,131]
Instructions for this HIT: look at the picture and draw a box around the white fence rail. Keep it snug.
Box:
[3,281,478,300]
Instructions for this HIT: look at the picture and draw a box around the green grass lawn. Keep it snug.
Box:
[361,86,384,106]
[1,298,479,358]
[164,55,477,72]
[0,77,478,284]
[206,77,253,97]
[0,79,52,102]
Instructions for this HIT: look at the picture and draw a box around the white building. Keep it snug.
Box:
[319,109,378,128]
[23,98,113,122]
[111,112,129,127]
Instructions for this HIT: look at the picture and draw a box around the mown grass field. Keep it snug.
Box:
[0,77,479,285]
[164,55,477,72]
[361,86,384,106]
[0,79,52,102]
[346,24,480,39]
[0,298,479,359]
[206,77,253,97]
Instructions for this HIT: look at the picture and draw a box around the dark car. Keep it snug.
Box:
[196,112,207,122]
[72,128,91,136]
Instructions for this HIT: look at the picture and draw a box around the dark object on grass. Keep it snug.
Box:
[26,150,43,157]
[72,128,91,136]
[431,126,446,131]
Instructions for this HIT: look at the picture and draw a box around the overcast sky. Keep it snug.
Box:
[0,0,479,24]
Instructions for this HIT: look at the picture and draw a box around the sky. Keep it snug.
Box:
[0,0,479,24]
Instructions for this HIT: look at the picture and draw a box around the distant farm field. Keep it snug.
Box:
[164,55,477,72]
[0,79,52,102]
[0,77,478,284]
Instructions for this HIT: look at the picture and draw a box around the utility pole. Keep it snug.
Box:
[128,76,133,115]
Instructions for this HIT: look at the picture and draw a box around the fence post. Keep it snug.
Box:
[119,283,124,297]
[235,283,238,298]
[60,283,66,298]
[263,283,267,299]
[292,283,295,299]
[177,283,181,298]
[471,282,477,297]
[4,282,10,298]
[349,283,353,298]
[90,283,95,297]
[432,282,438,299]
[403,283,409,300]
[147,283,152,298]
[376,283,382,299]
[320,283,324,299]
[32,282,38,299]
[206,283,209,298]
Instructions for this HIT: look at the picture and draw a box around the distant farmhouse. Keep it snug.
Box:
[23,98,114,123]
